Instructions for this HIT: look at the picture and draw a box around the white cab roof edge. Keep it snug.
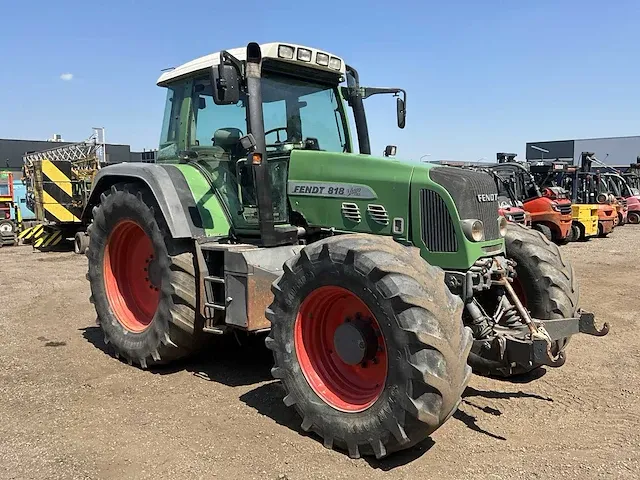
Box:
[157,42,346,86]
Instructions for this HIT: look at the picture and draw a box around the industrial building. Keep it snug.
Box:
[0,138,156,173]
[526,135,640,168]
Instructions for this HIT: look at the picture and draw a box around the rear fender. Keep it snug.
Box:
[82,163,203,239]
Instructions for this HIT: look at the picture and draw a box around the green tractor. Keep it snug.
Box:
[83,42,608,459]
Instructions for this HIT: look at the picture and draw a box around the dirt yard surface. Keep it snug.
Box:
[1,229,639,480]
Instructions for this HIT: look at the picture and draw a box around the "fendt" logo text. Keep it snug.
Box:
[476,193,498,202]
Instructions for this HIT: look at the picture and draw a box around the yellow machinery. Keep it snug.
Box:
[18,131,103,251]
[572,204,599,240]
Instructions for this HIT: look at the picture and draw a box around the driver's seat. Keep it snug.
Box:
[211,128,243,159]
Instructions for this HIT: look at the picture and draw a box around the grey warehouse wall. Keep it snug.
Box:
[573,136,640,167]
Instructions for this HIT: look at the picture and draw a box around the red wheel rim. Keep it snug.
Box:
[294,286,388,412]
[103,220,160,332]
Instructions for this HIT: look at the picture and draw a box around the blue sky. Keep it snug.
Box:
[1,0,638,162]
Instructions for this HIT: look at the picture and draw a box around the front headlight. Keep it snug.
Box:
[498,216,508,237]
[461,219,485,242]
[551,202,560,212]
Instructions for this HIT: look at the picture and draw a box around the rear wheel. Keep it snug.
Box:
[266,234,472,459]
[87,183,199,367]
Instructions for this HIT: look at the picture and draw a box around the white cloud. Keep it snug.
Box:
[60,73,74,81]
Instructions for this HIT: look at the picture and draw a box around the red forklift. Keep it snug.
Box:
[492,154,573,242]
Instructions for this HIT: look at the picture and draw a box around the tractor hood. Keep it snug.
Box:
[287,151,504,270]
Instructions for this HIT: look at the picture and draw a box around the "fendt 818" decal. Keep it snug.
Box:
[288,182,377,199]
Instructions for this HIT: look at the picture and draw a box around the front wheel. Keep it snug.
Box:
[266,234,472,459]
[86,183,200,367]
[628,212,640,224]
[491,223,578,376]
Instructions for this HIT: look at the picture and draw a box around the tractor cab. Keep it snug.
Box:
[156,43,406,247]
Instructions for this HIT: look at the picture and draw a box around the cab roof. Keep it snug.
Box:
[156,42,346,86]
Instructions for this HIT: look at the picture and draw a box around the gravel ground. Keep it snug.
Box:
[1,228,639,480]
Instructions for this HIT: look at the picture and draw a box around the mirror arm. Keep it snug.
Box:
[220,50,246,79]
[362,87,406,101]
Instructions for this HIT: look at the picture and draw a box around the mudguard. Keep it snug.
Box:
[83,163,204,239]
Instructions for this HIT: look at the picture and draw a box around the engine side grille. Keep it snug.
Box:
[341,202,361,223]
[429,167,500,241]
[367,204,390,225]
[420,189,458,252]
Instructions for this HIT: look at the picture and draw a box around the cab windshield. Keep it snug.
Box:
[158,71,350,230]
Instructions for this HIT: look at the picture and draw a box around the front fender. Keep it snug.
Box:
[83,163,200,239]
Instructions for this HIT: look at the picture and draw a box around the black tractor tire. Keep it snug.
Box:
[266,234,472,459]
[533,223,553,242]
[628,212,640,225]
[86,183,200,368]
[74,231,90,255]
[495,222,579,376]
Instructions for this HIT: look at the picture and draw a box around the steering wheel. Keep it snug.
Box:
[265,127,288,146]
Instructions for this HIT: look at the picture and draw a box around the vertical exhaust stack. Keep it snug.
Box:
[245,43,297,247]
[245,43,276,246]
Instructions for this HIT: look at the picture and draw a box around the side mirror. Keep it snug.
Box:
[211,63,239,105]
[384,145,397,157]
[396,97,406,129]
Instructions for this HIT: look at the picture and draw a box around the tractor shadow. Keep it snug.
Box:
[184,334,273,387]
[240,381,436,469]
[80,325,273,387]
[81,325,110,355]
[81,325,553,468]
[452,385,554,442]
